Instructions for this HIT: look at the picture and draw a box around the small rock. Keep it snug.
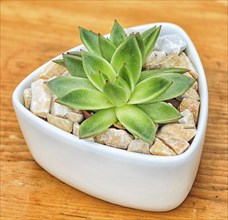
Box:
[51,101,69,118]
[30,79,52,118]
[23,88,32,109]
[158,54,179,68]
[144,53,181,70]
[154,34,187,55]
[66,112,84,123]
[156,134,189,155]
[144,51,167,70]
[179,98,200,123]
[72,122,80,136]
[188,70,198,80]
[157,123,196,142]
[95,128,133,150]
[178,109,195,128]
[47,114,73,133]
[150,138,176,156]
[176,52,198,79]
[39,62,66,80]
[177,88,200,101]
[127,139,150,154]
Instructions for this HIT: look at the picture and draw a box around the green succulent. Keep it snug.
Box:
[47,21,194,144]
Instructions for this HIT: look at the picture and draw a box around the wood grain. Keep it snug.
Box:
[1,1,227,219]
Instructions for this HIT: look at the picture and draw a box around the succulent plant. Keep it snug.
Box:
[47,21,195,144]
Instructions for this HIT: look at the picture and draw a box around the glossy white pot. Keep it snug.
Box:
[12,22,208,211]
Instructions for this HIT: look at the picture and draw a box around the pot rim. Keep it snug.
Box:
[12,22,208,164]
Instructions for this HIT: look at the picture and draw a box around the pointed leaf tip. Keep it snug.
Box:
[62,54,86,78]
[138,102,182,124]
[110,20,127,47]
[128,76,172,104]
[111,35,142,85]
[98,34,116,62]
[79,27,101,56]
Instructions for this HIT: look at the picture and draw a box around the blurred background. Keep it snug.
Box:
[2,0,227,81]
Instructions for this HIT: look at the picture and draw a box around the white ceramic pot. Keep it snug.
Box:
[12,22,208,211]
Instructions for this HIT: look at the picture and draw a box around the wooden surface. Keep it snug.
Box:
[1,1,227,219]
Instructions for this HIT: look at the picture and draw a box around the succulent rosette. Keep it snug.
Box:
[47,21,194,144]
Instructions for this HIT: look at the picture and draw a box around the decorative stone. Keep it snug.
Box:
[156,134,189,155]
[150,138,176,156]
[47,114,73,133]
[176,52,198,79]
[127,139,150,154]
[39,62,66,80]
[144,51,167,70]
[145,54,180,70]
[23,88,32,109]
[30,79,52,118]
[51,101,69,118]
[178,109,195,128]
[177,88,200,101]
[72,122,80,136]
[158,54,179,68]
[66,112,84,123]
[154,34,187,55]
[157,123,196,142]
[188,70,198,80]
[179,98,200,123]
[95,128,133,150]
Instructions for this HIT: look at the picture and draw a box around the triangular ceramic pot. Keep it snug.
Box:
[12,22,208,211]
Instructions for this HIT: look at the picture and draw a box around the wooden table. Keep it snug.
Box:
[1,1,227,219]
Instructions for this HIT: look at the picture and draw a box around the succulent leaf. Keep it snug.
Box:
[103,78,131,107]
[111,35,142,85]
[110,20,127,47]
[82,51,116,91]
[128,76,172,104]
[52,58,66,67]
[138,102,182,123]
[67,50,81,57]
[116,105,156,144]
[141,26,156,43]
[80,108,117,138]
[56,88,114,110]
[139,67,189,82]
[47,76,96,97]
[145,73,195,102]
[118,64,135,92]
[98,34,116,62]
[144,26,161,61]
[135,32,145,62]
[79,27,101,56]
[63,54,87,78]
